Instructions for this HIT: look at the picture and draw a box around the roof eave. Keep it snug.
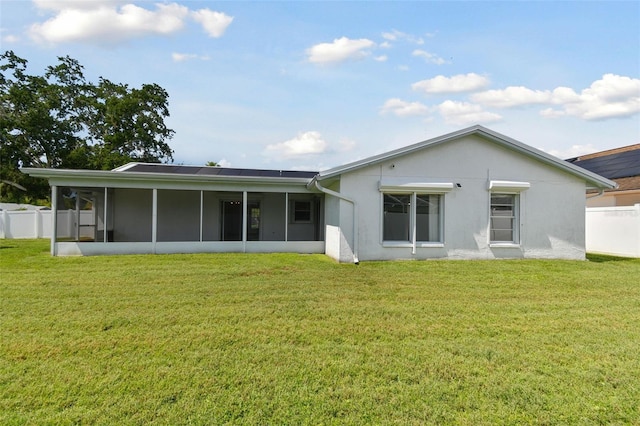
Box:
[20,167,314,186]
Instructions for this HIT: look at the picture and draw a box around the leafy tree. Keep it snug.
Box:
[0,51,175,203]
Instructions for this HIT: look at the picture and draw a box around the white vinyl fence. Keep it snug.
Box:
[0,209,94,240]
[586,204,640,258]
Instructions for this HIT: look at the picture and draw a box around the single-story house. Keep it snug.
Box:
[566,144,640,207]
[22,125,615,262]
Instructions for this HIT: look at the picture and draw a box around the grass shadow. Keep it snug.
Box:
[587,253,639,263]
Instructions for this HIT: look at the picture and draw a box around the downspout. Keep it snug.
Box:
[586,188,605,200]
[313,179,359,264]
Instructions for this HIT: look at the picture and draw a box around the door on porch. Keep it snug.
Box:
[221,200,260,241]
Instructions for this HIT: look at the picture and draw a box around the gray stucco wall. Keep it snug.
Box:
[329,134,587,261]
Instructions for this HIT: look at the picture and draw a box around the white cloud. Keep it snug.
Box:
[374,55,388,62]
[472,74,639,121]
[545,144,597,160]
[337,138,357,152]
[412,49,447,65]
[33,0,127,11]
[306,37,376,64]
[543,74,640,120]
[471,86,553,108]
[381,30,424,45]
[216,158,232,167]
[1,33,19,43]
[30,2,189,44]
[172,52,210,62]
[264,131,329,159]
[412,73,490,94]
[380,98,430,117]
[28,2,232,45]
[437,100,502,125]
[191,9,233,38]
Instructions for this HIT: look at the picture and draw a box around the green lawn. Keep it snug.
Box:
[1,239,639,425]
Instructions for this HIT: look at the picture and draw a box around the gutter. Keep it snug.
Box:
[312,179,359,264]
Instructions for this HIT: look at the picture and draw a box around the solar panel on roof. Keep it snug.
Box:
[120,163,318,179]
[570,149,640,179]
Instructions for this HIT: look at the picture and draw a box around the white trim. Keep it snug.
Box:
[152,189,158,253]
[379,179,454,193]
[199,190,204,242]
[488,192,521,245]
[51,185,57,255]
[242,191,248,252]
[489,180,530,192]
[489,243,521,248]
[103,188,108,243]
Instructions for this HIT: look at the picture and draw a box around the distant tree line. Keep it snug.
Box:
[0,51,175,203]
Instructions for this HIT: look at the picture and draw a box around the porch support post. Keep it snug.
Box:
[51,185,57,256]
[242,191,247,252]
[75,191,81,242]
[152,188,157,253]
[103,188,108,242]
[199,190,204,242]
[285,192,289,242]
[411,192,417,255]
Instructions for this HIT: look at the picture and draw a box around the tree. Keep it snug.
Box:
[0,51,175,203]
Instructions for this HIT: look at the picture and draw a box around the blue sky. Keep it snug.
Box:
[2,1,639,171]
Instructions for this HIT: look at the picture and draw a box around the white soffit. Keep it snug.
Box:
[489,180,531,192]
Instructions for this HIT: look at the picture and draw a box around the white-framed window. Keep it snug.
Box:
[490,193,518,243]
[487,180,528,245]
[382,192,443,244]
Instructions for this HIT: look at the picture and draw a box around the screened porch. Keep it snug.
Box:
[50,186,324,256]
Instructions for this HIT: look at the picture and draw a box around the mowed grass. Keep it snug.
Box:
[1,240,639,425]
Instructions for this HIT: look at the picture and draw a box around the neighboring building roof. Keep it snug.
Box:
[566,144,640,180]
[314,125,617,190]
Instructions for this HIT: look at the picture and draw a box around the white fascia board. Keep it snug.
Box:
[488,180,530,192]
[379,179,454,192]
[20,168,314,190]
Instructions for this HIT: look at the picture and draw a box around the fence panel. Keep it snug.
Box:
[586,204,640,258]
[0,210,94,240]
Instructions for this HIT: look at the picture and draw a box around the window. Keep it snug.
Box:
[383,193,442,243]
[291,200,312,223]
[490,194,517,243]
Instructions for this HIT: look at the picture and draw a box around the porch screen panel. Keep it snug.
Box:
[157,190,200,242]
[287,195,322,241]
[250,192,286,241]
[54,186,100,242]
[112,188,152,242]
